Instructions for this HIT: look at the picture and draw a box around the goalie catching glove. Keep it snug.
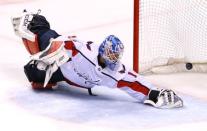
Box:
[144,89,183,108]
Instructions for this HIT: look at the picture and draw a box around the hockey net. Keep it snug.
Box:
[134,0,207,74]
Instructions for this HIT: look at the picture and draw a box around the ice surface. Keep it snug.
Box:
[1,0,207,131]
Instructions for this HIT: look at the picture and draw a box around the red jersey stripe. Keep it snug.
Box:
[117,80,150,96]
[64,41,79,56]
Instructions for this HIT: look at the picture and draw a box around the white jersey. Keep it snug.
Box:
[60,38,124,88]
[58,36,157,102]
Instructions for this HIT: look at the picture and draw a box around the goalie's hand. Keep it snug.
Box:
[144,89,183,109]
[11,10,36,41]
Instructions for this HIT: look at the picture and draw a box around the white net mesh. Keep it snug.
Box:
[139,0,207,74]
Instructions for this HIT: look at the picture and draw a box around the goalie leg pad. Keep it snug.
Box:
[22,29,60,55]
[24,60,65,88]
[22,35,40,55]
[31,82,57,90]
[38,29,60,51]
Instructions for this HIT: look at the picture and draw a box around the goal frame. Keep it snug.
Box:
[133,0,139,73]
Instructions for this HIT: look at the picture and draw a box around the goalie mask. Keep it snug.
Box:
[99,35,124,71]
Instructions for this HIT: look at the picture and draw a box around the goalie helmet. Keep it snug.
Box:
[98,35,124,70]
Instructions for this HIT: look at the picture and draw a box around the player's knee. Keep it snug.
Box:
[24,61,46,83]
[24,60,65,90]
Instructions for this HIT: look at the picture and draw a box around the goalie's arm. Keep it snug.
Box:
[116,70,158,102]
[115,69,183,108]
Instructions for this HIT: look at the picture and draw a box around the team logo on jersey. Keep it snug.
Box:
[73,67,101,86]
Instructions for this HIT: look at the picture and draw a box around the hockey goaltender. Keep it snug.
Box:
[11,10,183,109]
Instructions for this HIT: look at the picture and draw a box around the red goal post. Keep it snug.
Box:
[133,0,139,73]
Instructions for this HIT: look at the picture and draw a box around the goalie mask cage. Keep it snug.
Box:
[133,0,207,74]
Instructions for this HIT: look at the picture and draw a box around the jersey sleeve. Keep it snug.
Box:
[115,65,158,102]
